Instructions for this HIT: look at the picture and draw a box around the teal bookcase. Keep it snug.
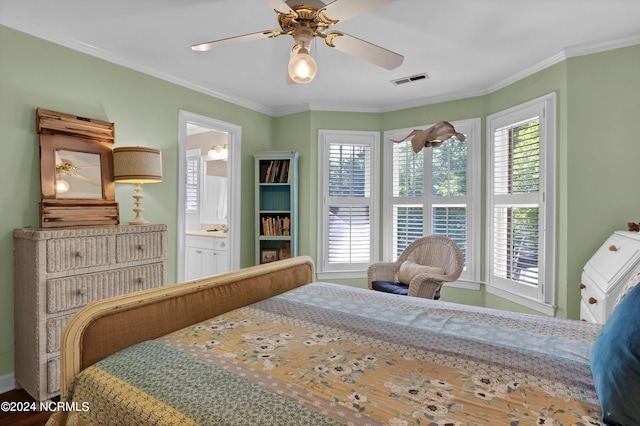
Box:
[254,151,299,264]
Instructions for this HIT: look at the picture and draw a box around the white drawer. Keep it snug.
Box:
[580,299,599,323]
[46,236,110,273]
[116,231,165,263]
[186,235,216,250]
[579,272,606,323]
[46,314,74,353]
[47,358,59,394]
[46,263,165,314]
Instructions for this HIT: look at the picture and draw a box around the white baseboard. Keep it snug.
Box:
[0,372,15,394]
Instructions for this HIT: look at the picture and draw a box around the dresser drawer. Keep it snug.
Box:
[47,358,60,394]
[46,236,110,273]
[116,231,166,263]
[46,314,74,353]
[579,273,606,323]
[579,299,599,323]
[46,263,165,314]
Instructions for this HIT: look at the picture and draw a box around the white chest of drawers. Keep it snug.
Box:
[13,224,168,402]
[580,230,640,323]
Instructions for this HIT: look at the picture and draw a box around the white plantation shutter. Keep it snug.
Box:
[391,141,424,256]
[430,138,469,263]
[185,154,199,212]
[327,144,371,264]
[487,93,556,313]
[492,119,540,289]
[393,205,423,257]
[318,131,378,275]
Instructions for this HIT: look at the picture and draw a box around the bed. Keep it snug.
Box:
[48,256,605,425]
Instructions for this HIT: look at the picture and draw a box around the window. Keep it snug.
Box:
[185,150,200,212]
[486,93,556,315]
[317,130,379,277]
[383,119,480,284]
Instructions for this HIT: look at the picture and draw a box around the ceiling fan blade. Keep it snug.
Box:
[326,32,403,70]
[69,173,101,186]
[264,0,292,14]
[192,31,275,52]
[321,0,397,23]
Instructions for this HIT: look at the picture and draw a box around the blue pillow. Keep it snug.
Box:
[590,283,640,426]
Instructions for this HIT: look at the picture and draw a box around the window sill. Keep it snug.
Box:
[317,270,367,280]
[445,280,481,291]
[486,285,556,316]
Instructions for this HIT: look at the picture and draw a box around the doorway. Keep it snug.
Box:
[177,110,241,281]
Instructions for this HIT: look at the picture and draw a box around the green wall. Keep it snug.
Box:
[2,23,639,380]
[0,26,273,378]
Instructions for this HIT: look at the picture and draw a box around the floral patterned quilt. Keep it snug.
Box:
[48,282,603,425]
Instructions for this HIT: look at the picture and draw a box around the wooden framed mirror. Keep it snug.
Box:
[37,108,119,227]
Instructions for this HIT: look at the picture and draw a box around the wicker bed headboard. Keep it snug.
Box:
[59,256,315,396]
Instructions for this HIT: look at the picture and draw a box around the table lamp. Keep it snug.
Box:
[113,146,163,224]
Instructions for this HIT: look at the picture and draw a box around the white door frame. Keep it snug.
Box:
[177,110,241,281]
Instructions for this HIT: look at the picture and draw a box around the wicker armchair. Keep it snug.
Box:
[367,235,464,299]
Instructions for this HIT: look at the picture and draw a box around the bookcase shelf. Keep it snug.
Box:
[254,151,299,264]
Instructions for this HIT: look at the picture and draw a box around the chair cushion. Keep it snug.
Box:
[590,283,640,426]
[397,261,445,285]
[371,281,409,295]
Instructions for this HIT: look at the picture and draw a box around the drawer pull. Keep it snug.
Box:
[75,251,84,258]
[609,245,618,251]
[76,288,86,295]
[579,283,586,290]
[136,277,145,285]
[137,244,145,251]
[588,297,597,305]
[219,242,225,248]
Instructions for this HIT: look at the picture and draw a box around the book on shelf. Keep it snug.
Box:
[262,159,291,183]
[261,216,291,236]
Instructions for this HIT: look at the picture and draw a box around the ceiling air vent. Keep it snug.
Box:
[391,73,430,86]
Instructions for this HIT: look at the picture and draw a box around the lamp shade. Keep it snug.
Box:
[113,147,163,183]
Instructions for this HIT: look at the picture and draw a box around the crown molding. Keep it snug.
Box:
[0,13,275,116]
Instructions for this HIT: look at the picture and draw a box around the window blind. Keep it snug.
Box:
[326,143,372,265]
[185,156,199,212]
[492,118,540,287]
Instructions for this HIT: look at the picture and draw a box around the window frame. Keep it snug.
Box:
[486,93,557,315]
[382,118,481,288]
[185,149,201,213]
[317,129,380,279]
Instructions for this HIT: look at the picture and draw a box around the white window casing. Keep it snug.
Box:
[486,93,556,315]
[317,130,379,278]
[383,118,481,288]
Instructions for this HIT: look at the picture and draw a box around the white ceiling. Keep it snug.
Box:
[1,0,639,116]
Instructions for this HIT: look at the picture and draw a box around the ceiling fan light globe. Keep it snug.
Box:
[288,50,317,84]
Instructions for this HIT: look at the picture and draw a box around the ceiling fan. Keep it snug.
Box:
[54,151,100,193]
[191,0,404,84]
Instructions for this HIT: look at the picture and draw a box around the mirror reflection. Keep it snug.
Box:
[185,126,228,229]
[55,149,103,199]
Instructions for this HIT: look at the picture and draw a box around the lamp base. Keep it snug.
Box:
[128,183,149,224]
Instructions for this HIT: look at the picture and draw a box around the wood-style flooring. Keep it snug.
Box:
[0,389,53,426]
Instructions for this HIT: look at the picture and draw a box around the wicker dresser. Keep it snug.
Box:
[13,224,168,402]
